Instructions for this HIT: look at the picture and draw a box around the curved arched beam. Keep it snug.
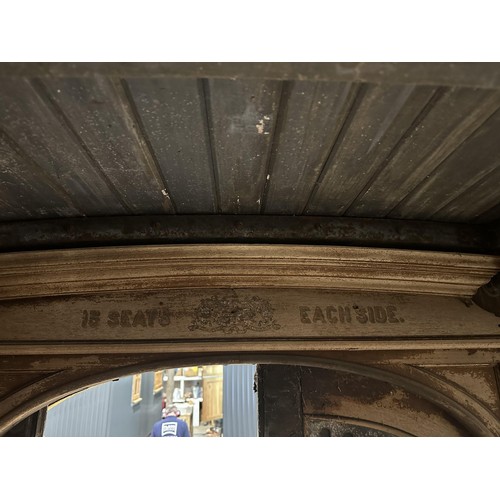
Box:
[0,244,498,300]
[0,353,496,436]
[1,244,499,436]
[0,245,499,355]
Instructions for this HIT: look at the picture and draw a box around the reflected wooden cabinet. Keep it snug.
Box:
[168,365,224,425]
[201,365,223,422]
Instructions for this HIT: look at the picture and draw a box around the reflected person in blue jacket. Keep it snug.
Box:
[151,405,191,437]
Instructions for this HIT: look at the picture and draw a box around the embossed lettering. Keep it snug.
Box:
[325,306,338,324]
[355,307,368,324]
[81,309,88,328]
[81,309,101,328]
[386,306,399,323]
[107,310,120,327]
[367,306,375,323]
[374,306,387,323]
[313,306,326,323]
[146,309,158,327]
[132,310,147,327]
[300,306,311,324]
[120,310,133,327]
[82,307,171,328]
[299,304,404,326]
[339,306,351,323]
[158,307,170,327]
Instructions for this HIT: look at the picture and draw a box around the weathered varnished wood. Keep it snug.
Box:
[0,276,497,436]
[393,106,500,221]
[1,350,500,436]
[206,79,281,213]
[2,63,500,89]
[0,78,127,217]
[125,78,217,213]
[0,245,498,300]
[432,164,500,223]
[305,84,436,215]
[262,80,355,214]
[425,365,500,417]
[0,61,499,439]
[299,367,471,436]
[36,76,172,214]
[3,409,46,437]
[0,288,498,346]
[4,340,500,356]
[0,65,499,225]
[349,88,500,218]
[0,133,79,220]
[478,205,500,224]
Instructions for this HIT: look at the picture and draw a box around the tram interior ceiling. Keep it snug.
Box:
[0,62,499,437]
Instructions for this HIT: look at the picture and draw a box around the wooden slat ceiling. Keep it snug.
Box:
[0,63,499,227]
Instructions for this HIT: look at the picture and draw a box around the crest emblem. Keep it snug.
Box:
[189,294,281,334]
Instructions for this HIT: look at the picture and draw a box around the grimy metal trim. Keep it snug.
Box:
[0,215,497,254]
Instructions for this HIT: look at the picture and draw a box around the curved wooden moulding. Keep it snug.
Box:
[0,244,498,300]
[0,354,498,436]
[0,245,499,355]
[0,244,499,437]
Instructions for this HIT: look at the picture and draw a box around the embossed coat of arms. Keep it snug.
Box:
[189,294,281,334]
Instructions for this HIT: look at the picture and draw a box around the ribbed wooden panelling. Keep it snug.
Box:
[0,73,498,224]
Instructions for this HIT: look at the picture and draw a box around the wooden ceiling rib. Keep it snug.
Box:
[346,87,500,219]
[38,77,171,214]
[0,64,499,230]
[125,78,217,213]
[207,78,281,214]
[0,78,129,217]
[304,83,437,216]
[263,81,355,214]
